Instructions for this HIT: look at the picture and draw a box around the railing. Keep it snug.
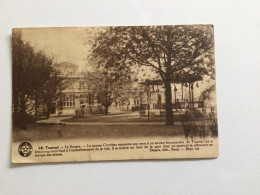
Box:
[138,101,204,111]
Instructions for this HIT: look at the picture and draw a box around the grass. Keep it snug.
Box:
[62,111,185,123]
[13,124,184,142]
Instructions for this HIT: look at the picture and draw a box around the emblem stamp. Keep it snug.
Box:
[18,142,33,157]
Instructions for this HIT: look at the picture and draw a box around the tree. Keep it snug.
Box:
[85,65,132,115]
[29,51,53,119]
[41,66,71,118]
[12,29,68,128]
[12,29,39,129]
[90,25,214,125]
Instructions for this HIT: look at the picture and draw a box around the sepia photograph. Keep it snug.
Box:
[12,25,218,163]
[2,1,260,194]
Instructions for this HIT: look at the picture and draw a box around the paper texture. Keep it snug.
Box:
[12,25,218,163]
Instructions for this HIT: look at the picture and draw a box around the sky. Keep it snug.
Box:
[21,27,97,71]
[20,27,156,80]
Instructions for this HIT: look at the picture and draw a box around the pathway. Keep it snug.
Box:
[36,112,182,126]
[36,116,72,124]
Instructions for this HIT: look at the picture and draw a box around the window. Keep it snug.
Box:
[88,93,94,105]
[62,94,75,107]
[79,82,86,90]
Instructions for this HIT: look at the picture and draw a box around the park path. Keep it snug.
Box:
[36,112,182,126]
[60,121,182,125]
[36,116,71,124]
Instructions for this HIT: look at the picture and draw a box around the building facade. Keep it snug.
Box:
[51,62,90,116]
[51,62,216,117]
[135,79,216,118]
[51,62,128,116]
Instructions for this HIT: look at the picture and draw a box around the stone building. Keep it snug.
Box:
[51,62,129,116]
[51,62,89,116]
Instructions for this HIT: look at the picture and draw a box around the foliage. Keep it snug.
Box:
[84,65,133,115]
[90,25,215,125]
[12,29,67,129]
[199,83,216,101]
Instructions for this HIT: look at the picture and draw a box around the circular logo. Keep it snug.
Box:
[18,142,33,157]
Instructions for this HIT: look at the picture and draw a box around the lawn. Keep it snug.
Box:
[13,124,184,142]
[62,111,184,123]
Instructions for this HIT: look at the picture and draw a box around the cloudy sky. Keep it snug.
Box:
[21,27,97,71]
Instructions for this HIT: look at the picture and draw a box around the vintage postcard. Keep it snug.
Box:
[12,25,218,163]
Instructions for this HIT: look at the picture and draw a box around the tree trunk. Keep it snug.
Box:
[46,103,51,119]
[181,83,184,108]
[19,97,27,129]
[188,83,191,109]
[181,84,184,101]
[147,92,150,121]
[12,93,19,125]
[104,105,109,115]
[104,93,109,115]
[174,83,177,110]
[164,80,173,125]
[147,103,150,121]
[191,83,194,109]
[35,91,38,120]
